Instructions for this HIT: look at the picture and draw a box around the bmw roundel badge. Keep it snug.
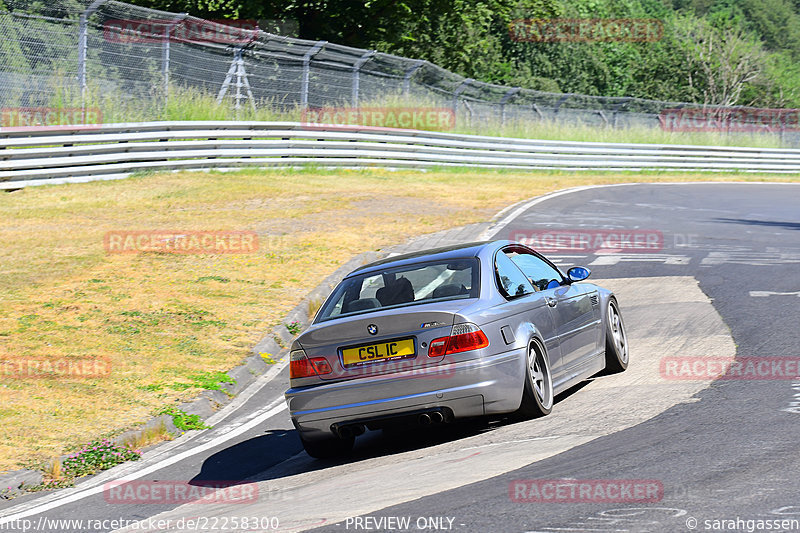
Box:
[367,324,378,335]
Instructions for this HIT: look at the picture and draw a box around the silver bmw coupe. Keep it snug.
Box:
[284,240,628,458]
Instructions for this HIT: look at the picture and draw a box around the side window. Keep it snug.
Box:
[495,252,535,298]
[508,249,564,291]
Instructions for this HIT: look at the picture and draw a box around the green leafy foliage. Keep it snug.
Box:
[285,320,301,335]
[187,370,234,390]
[120,0,800,106]
[61,440,142,478]
[159,406,212,430]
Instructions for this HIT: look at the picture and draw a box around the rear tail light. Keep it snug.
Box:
[290,349,332,378]
[428,323,489,357]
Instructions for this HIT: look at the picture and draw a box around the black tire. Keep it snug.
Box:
[299,433,354,459]
[517,338,554,418]
[604,298,629,373]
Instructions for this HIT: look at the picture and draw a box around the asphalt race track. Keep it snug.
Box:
[1,182,798,533]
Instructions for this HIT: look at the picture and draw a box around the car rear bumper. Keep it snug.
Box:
[284,348,524,441]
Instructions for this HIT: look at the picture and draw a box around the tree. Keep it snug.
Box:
[675,14,766,106]
[123,0,243,19]
[115,0,800,105]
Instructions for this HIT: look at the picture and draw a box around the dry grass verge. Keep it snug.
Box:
[1,168,798,471]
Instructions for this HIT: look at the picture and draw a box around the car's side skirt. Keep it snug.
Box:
[553,347,605,396]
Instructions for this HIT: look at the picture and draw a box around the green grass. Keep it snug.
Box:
[158,407,212,431]
[456,119,787,148]
[6,77,788,149]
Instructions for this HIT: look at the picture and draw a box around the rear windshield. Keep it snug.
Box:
[315,258,480,322]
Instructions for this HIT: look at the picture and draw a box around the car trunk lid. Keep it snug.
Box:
[298,300,469,381]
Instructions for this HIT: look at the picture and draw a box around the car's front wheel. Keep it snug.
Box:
[604,298,629,373]
[517,338,553,418]
[299,433,354,459]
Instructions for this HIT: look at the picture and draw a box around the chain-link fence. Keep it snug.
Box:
[2,0,799,142]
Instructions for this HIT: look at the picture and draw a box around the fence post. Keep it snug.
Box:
[77,0,109,100]
[610,98,629,128]
[351,50,376,107]
[301,41,326,108]
[162,14,188,107]
[452,78,473,117]
[403,61,424,96]
[552,94,570,122]
[500,87,520,126]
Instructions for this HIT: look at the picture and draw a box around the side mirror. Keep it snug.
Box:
[567,266,591,282]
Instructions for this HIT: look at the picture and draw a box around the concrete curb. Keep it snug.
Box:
[0,471,42,499]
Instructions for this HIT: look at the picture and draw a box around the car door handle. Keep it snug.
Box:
[546,297,558,308]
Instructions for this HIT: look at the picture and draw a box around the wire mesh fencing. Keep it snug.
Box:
[1,0,800,144]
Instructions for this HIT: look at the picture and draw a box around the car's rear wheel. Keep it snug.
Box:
[517,338,553,418]
[299,433,354,459]
[604,298,629,373]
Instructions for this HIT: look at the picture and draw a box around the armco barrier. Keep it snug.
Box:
[2,121,800,189]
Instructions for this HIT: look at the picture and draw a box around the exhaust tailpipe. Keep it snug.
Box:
[418,413,432,426]
[430,411,444,424]
[335,424,365,439]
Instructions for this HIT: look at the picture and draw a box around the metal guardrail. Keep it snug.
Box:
[2,121,800,189]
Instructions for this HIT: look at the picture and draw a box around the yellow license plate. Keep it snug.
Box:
[341,338,415,367]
